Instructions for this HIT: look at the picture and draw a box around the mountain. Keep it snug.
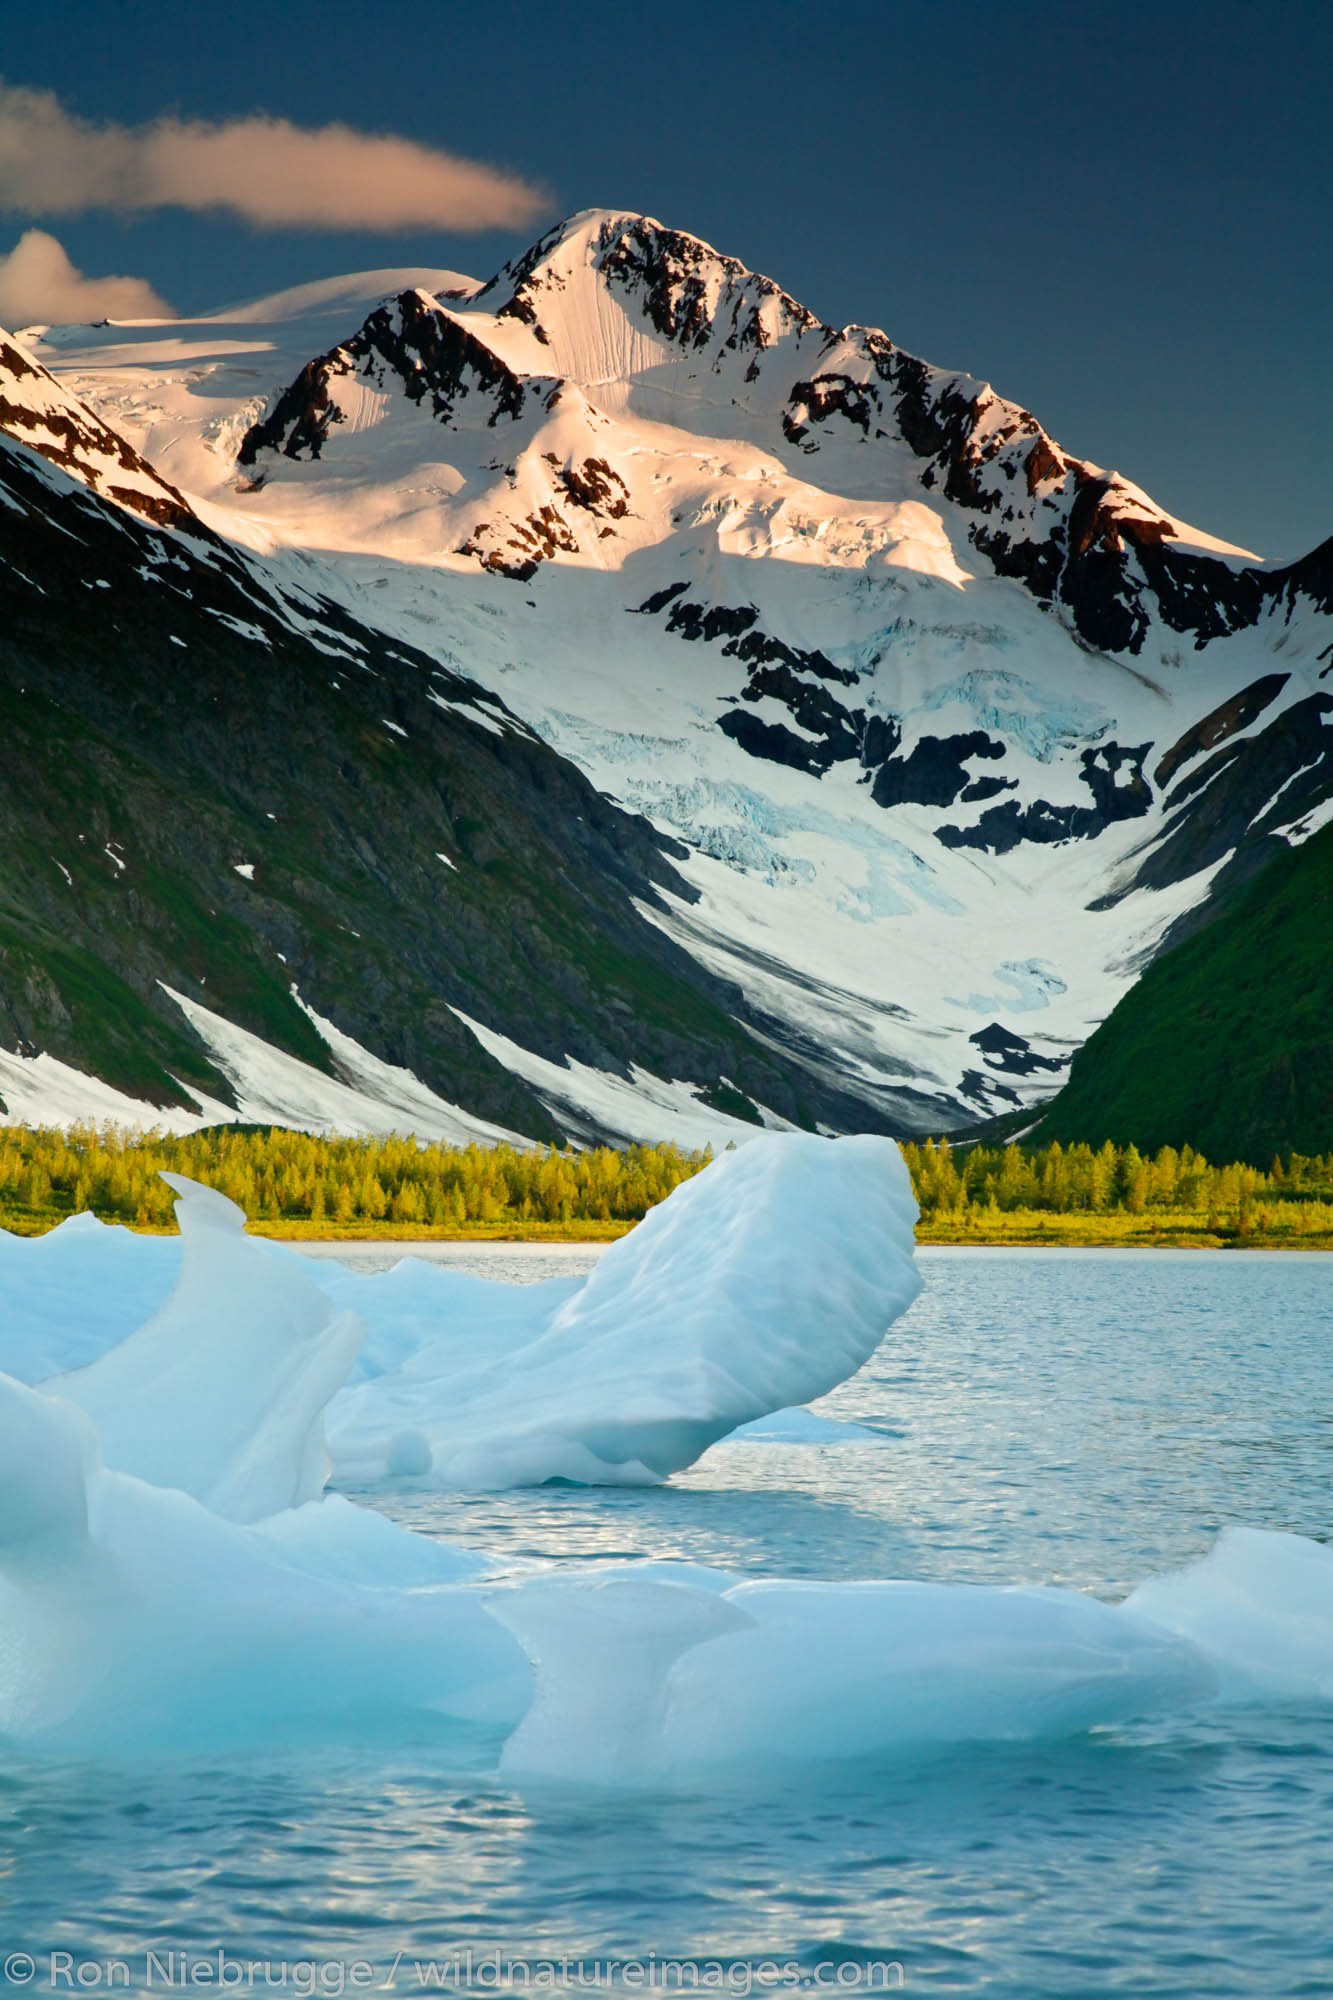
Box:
[1032,816,1333,1164]
[6,212,1332,1142]
[0,334,885,1147]
[0,328,200,533]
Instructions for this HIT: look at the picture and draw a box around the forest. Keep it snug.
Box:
[1,1123,1331,1246]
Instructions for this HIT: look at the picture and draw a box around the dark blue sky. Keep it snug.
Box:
[4,0,1328,557]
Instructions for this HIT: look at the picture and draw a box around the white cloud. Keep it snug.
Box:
[0,230,173,327]
[0,83,547,233]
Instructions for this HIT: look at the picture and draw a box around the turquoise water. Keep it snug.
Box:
[3,1248,1332,1995]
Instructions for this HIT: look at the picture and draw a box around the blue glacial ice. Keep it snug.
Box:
[0,1368,524,1756]
[52,1175,361,1521]
[2,1133,1332,1771]
[328,1131,923,1487]
[489,1570,1217,1784]
[15,1133,924,1492]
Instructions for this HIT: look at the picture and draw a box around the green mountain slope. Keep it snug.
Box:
[1033,820,1333,1163]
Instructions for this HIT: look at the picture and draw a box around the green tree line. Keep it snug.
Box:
[0,1125,704,1234]
[901,1137,1333,1217]
[0,1124,1330,1240]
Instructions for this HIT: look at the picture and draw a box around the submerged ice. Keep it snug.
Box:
[1,1132,1331,1772]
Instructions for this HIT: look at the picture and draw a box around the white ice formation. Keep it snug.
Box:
[0,1370,523,1755]
[5,1134,922,1491]
[489,1570,1217,1784]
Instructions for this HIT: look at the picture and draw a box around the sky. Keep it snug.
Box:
[0,0,1327,559]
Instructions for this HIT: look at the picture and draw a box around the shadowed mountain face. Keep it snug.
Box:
[5,211,1332,1137]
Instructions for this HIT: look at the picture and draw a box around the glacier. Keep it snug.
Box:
[2,1140,1333,1771]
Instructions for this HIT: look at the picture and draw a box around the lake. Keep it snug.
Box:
[3,1246,1331,1996]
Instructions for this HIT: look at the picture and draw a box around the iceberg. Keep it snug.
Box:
[51,1176,362,1523]
[22,1133,922,1493]
[0,1362,1328,1770]
[0,1371,1240,1773]
[327,1131,922,1486]
[0,1209,181,1381]
[4,1134,1330,1777]
[490,1569,1217,1784]
[0,1368,526,1756]
[1124,1525,1333,1701]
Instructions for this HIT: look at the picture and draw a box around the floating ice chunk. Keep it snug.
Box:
[250,1492,494,1585]
[2,1359,1324,1772]
[0,1210,181,1381]
[324,1262,579,1384]
[494,1571,1217,1783]
[5,1137,919,1497]
[491,1572,755,1783]
[0,1226,567,1387]
[0,1365,99,1581]
[48,1175,362,1522]
[1124,1526,1333,1701]
[0,1370,529,1755]
[325,1133,921,1488]
[662,1580,1217,1770]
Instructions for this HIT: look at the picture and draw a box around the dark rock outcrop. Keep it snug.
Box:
[939,743,1152,853]
[239,290,531,464]
[969,1023,1066,1077]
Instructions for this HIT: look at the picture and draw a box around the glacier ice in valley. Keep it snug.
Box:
[2,1136,1332,1770]
[19,212,1332,1150]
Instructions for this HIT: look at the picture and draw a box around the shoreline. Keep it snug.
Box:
[3,1215,1329,1251]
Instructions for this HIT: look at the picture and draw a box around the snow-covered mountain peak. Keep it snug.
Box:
[475,208,827,375]
[0,326,197,530]
[197,211,1277,659]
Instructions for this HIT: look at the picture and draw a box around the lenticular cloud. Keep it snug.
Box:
[0,82,546,232]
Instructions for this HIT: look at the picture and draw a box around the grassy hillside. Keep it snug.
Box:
[1034,821,1333,1163]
